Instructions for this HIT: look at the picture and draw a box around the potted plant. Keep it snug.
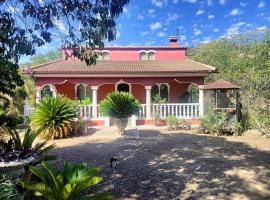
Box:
[0,128,55,179]
[99,92,141,135]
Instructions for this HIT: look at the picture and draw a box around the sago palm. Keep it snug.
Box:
[30,95,78,139]
[23,161,112,200]
[99,92,141,118]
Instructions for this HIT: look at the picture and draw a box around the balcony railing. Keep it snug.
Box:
[137,103,200,119]
[24,103,200,119]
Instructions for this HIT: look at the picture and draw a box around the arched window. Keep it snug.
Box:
[151,84,169,103]
[102,51,109,60]
[139,50,156,60]
[96,51,110,60]
[151,85,159,101]
[86,86,92,98]
[139,52,148,60]
[76,84,85,100]
[41,85,53,98]
[117,83,130,93]
[148,51,155,60]
[160,84,168,101]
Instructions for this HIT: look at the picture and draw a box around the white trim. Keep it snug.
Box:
[115,80,132,93]
[101,50,110,53]
[34,73,210,78]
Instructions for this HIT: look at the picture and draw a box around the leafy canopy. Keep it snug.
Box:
[0,0,129,94]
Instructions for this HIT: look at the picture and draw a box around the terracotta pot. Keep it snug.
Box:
[113,118,128,135]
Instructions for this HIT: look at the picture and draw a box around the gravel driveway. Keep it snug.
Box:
[49,127,270,200]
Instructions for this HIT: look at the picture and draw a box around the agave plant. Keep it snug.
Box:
[30,95,79,139]
[0,128,55,163]
[99,92,141,119]
[23,161,112,200]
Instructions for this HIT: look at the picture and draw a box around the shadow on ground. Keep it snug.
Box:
[50,130,270,200]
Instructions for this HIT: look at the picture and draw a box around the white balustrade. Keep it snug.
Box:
[150,103,200,119]
[23,105,35,117]
[78,105,93,119]
[137,104,147,119]
[24,103,200,120]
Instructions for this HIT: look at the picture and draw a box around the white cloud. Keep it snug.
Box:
[196,10,205,15]
[230,8,240,16]
[213,28,219,32]
[208,15,214,19]
[157,32,165,37]
[226,22,245,35]
[182,0,197,3]
[140,31,149,36]
[219,0,226,5]
[202,37,211,43]
[116,31,120,38]
[123,7,128,13]
[151,0,167,7]
[258,1,265,8]
[150,22,162,30]
[194,28,202,36]
[148,9,155,14]
[52,18,68,35]
[207,0,212,6]
[137,14,144,20]
[257,26,267,30]
[7,6,20,13]
[240,2,246,7]
[180,35,187,41]
[165,12,179,24]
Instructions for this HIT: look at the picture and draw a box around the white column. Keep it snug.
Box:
[91,86,98,119]
[35,86,41,103]
[145,86,152,119]
[199,85,204,117]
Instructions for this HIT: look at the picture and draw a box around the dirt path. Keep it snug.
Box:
[49,128,270,200]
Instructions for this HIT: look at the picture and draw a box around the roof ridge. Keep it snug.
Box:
[185,59,217,71]
[30,59,63,70]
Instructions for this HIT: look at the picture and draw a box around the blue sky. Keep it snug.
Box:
[20,0,269,63]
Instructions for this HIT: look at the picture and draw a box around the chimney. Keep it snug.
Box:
[168,36,179,47]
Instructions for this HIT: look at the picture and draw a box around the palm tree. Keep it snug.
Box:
[23,161,112,200]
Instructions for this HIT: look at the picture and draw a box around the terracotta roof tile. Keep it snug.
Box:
[203,80,240,90]
[29,59,216,74]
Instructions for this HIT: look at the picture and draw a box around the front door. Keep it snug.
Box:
[117,83,130,93]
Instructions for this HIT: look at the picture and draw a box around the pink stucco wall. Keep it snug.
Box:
[98,84,115,103]
[62,47,186,61]
[55,81,75,99]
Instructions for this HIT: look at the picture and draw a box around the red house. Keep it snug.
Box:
[28,36,216,126]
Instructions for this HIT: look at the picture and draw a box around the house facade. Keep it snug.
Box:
[27,36,216,126]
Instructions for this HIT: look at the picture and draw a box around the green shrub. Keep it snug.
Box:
[23,161,112,200]
[200,109,227,135]
[30,95,79,140]
[99,92,141,118]
[82,97,92,105]
[166,115,178,131]
[0,177,23,200]
[166,115,178,125]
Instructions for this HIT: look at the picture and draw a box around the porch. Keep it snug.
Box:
[25,77,205,126]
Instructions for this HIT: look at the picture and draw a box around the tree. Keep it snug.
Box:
[188,29,270,130]
[0,0,129,94]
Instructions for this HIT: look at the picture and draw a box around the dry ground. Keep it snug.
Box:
[48,127,270,200]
